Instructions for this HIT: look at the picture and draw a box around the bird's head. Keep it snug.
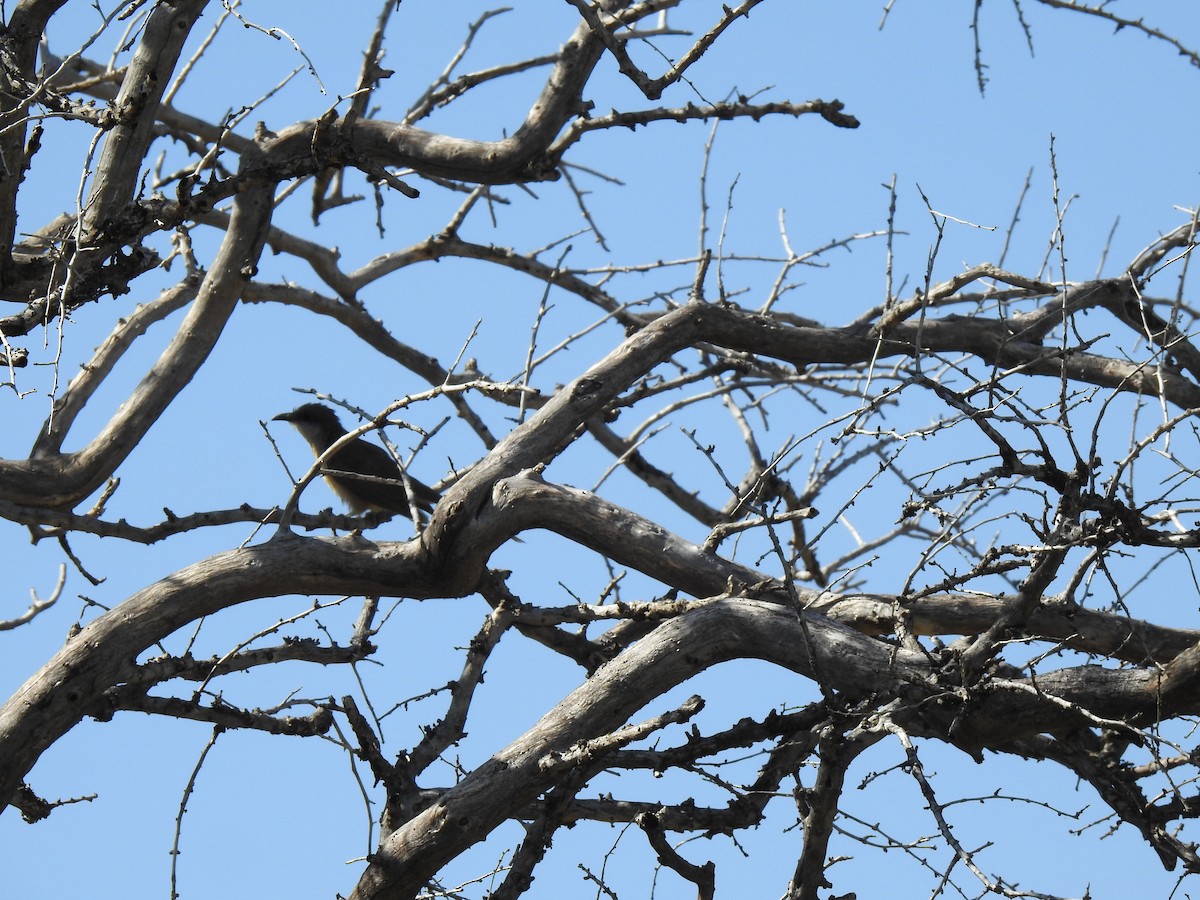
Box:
[272,403,346,449]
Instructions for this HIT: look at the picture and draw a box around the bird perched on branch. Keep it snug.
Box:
[273,403,438,517]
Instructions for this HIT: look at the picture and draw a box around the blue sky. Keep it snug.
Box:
[4,2,1200,897]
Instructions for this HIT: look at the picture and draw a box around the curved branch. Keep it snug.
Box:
[0,532,433,812]
[350,598,915,900]
[0,174,273,507]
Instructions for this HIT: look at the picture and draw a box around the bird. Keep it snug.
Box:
[272,402,439,517]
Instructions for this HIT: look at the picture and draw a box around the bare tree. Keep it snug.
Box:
[3,2,1200,898]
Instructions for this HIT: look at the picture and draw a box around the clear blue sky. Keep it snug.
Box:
[3,2,1200,897]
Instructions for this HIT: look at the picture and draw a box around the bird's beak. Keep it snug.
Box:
[272,411,293,422]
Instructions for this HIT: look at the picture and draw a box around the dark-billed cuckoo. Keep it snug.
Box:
[273,403,438,516]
